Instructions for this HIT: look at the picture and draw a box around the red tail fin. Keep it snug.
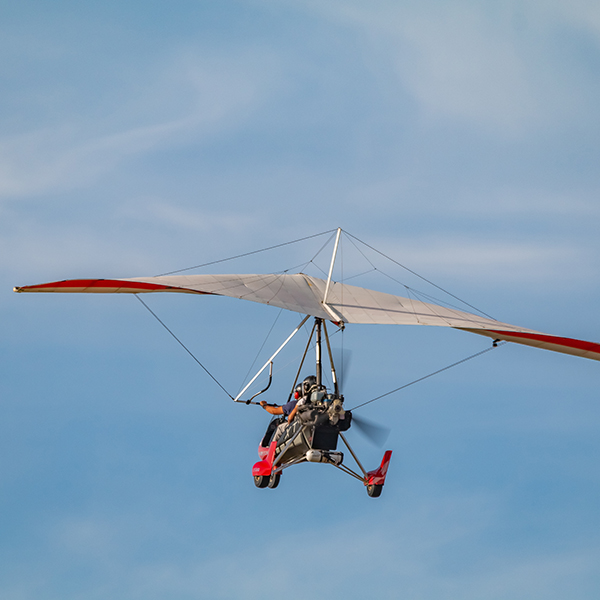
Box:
[365,450,392,486]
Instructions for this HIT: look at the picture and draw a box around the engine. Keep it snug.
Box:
[305,449,343,465]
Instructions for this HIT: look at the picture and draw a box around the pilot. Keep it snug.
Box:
[260,383,302,420]
[259,395,298,420]
[260,376,316,420]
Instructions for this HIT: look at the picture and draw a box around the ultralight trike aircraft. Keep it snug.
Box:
[14,228,600,497]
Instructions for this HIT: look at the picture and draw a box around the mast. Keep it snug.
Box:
[315,317,322,387]
[322,320,339,396]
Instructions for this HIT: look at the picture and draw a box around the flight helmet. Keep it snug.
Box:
[302,375,317,395]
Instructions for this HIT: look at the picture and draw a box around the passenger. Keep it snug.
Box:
[260,377,315,444]
[301,375,317,397]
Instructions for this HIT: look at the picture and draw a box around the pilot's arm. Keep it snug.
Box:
[260,401,284,416]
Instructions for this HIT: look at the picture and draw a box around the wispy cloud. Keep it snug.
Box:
[0,48,278,200]
[120,200,259,235]
[286,0,600,136]
[9,490,597,600]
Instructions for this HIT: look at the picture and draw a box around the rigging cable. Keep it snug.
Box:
[155,229,337,276]
[340,235,345,388]
[349,342,506,411]
[134,294,234,400]
[344,231,496,320]
[238,308,284,395]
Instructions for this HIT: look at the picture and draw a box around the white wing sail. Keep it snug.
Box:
[14,273,600,361]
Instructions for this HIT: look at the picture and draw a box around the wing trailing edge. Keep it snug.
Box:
[459,328,600,362]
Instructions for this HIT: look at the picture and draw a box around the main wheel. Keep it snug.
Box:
[366,484,383,498]
[268,472,281,489]
[254,475,269,488]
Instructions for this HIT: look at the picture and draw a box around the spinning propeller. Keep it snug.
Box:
[351,414,390,447]
[331,347,390,446]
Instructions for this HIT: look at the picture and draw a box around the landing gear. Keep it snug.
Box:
[268,472,281,488]
[366,484,383,498]
[254,475,269,488]
[254,472,281,489]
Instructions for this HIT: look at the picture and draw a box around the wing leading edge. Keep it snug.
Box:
[14,273,600,362]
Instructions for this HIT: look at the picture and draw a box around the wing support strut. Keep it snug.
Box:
[234,315,310,403]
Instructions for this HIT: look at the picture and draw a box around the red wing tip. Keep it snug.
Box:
[13,279,213,295]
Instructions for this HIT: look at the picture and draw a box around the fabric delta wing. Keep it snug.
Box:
[14,273,600,361]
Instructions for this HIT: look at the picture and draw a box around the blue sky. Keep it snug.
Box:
[2,1,600,598]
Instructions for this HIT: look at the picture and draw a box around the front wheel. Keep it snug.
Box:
[268,472,281,489]
[366,484,382,498]
[254,475,269,488]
